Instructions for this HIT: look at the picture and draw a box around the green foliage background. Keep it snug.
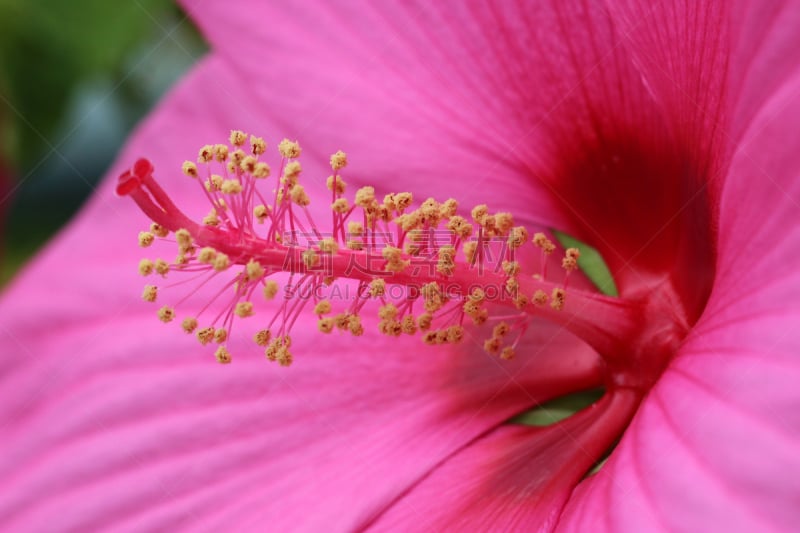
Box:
[0,0,206,284]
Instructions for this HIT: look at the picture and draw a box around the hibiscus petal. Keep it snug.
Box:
[178,0,689,242]
[558,66,800,532]
[0,57,602,530]
[368,389,638,532]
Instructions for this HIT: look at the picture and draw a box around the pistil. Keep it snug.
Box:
[119,132,644,368]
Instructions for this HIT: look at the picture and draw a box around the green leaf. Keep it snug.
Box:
[554,230,618,297]
[510,389,605,426]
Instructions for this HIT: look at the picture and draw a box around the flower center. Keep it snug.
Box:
[119,131,683,390]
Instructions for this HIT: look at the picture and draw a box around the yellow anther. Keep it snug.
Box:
[175,254,189,266]
[533,232,556,254]
[142,285,158,302]
[175,228,193,254]
[446,216,473,240]
[331,198,350,214]
[388,192,410,213]
[514,294,529,309]
[463,241,478,264]
[349,315,364,336]
[463,300,480,316]
[214,144,229,162]
[500,347,515,360]
[230,149,246,166]
[419,198,442,226]
[506,277,519,294]
[302,249,319,269]
[508,226,529,249]
[196,327,215,345]
[198,144,214,163]
[157,305,175,323]
[318,317,335,333]
[138,231,155,247]
[472,308,489,325]
[240,156,258,174]
[396,212,422,232]
[253,162,270,179]
[278,139,301,159]
[254,329,272,346]
[147,223,167,238]
[215,346,232,364]
[263,280,279,300]
[230,130,247,147]
[348,221,364,237]
[355,186,375,208]
[495,212,515,235]
[422,331,439,345]
[138,259,154,276]
[401,315,417,334]
[319,238,339,254]
[551,288,566,310]
[203,209,220,226]
[437,255,455,276]
[182,161,198,178]
[440,198,458,219]
[471,204,489,224]
[333,312,352,330]
[206,174,223,192]
[181,317,198,333]
[326,175,347,194]
[382,246,409,273]
[382,246,403,262]
[265,336,292,363]
[483,337,501,355]
[283,161,302,181]
[418,312,433,331]
[383,193,398,212]
[213,253,230,271]
[245,259,265,281]
[290,184,311,206]
[235,302,254,318]
[330,150,347,170]
[368,278,386,297]
[379,319,403,337]
[446,325,464,343]
[378,303,399,320]
[214,328,228,343]
[502,260,521,276]
[421,282,446,312]
[198,247,217,264]
[154,259,170,277]
[314,300,332,315]
[493,322,510,338]
[532,289,548,306]
[221,179,243,195]
[254,204,270,223]
[562,248,581,271]
[276,346,293,367]
[469,288,485,302]
[250,135,266,155]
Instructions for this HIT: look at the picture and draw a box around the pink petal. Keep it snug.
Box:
[558,66,800,532]
[0,57,601,530]
[179,0,734,317]
[368,389,639,532]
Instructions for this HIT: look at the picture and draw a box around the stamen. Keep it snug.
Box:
[119,132,640,365]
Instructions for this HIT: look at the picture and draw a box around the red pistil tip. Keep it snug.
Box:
[121,131,645,367]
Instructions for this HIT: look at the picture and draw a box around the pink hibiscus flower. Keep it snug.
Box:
[1,1,799,531]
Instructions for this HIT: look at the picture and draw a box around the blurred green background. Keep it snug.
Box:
[0,0,205,285]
